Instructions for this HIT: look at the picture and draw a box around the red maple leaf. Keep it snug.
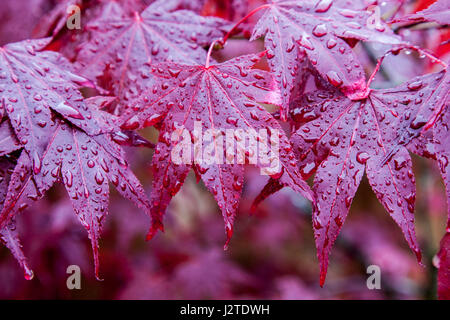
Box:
[75,0,230,109]
[0,120,21,156]
[249,0,402,120]
[291,70,450,285]
[0,156,34,280]
[120,52,313,245]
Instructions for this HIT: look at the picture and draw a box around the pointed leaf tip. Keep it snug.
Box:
[146,222,164,241]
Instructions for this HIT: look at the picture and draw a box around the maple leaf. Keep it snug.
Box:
[0,38,101,175]
[75,0,230,109]
[250,0,403,120]
[0,99,151,279]
[0,156,34,280]
[120,52,313,245]
[382,69,449,219]
[395,0,450,26]
[282,71,447,285]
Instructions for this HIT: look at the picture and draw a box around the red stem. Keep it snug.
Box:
[219,4,271,46]
[367,45,448,88]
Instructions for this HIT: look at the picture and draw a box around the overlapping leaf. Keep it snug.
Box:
[120,52,313,244]
[32,0,82,38]
[251,0,403,119]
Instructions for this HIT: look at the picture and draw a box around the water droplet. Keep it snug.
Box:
[394,156,407,170]
[226,116,238,126]
[169,69,181,78]
[334,216,343,227]
[326,71,343,87]
[312,24,328,37]
[100,158,110,173]
[300,37,315,52]
[327,39,337,49]
[313,215,323,229]
[24,269,34,281]
[53,102,84,120]
[232,180,243,191]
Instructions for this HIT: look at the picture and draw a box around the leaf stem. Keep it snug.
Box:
[366,53,389,88]
[219,4,270,46]
[406,45,448,68]
[205,4,271,68]
[205,39,220,68]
